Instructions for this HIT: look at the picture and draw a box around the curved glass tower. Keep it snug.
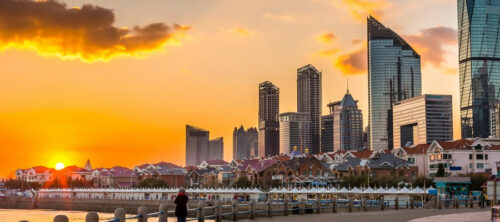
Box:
[458,0,500,138]
[367,16,422,151]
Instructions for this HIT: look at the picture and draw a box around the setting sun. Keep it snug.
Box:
[55,162,65,170]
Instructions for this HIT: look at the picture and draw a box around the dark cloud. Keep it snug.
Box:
[0,0,190,62]
[334,45,367,75]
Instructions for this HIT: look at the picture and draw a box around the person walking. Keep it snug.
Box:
[479,191,485,208]
[175,187,189,222]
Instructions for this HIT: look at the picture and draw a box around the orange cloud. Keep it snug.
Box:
[231,27,252,36]
[317,32,337,43]
[262,12,296,23]
[337,0,392,22]
[0,0,190,62]
[316,49,340,57]
[403,26,457,68]
[334,45,367,75]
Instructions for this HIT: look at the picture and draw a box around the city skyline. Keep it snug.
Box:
[0,0,460,177]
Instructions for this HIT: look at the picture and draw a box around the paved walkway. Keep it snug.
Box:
[240,208,489,222]
[409,210,490,222]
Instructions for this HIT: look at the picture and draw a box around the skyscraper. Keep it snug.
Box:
[279,112,311,155]
[258,81,280,157]
[328,90,364,151]
[185,125,223,166]
[458,0,500,138]
[393,94,453,148]
[233,126,258,160]
[320,115,334,152]
[367,16,422,151]
[186,125,209,166]
[297,64,322,154]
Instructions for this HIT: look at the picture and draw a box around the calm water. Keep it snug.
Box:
[0,209,164,222]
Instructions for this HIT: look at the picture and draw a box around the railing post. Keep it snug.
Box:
[284,198,289,216]
[316,196,321,214]
[159,204,168,222]
[380,196,384,211]
[54,215,69,222]
[455,196,459,209]
[231,199,238,221]
[138,206,148,222]
[437,196,442,209]
[395,197,399,210]
[114,208,126,222]
[348,197,353,212]
[363,198,367,212]
[469,196,474,208]
[249,199,255,220]
[411,197,414,209]
[86,212,99,222]
[267,196,272,218]
[332,197,337,213]
[300,198,305,215]
[198,201,205,222]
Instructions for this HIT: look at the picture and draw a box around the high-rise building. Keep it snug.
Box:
[297,64,322,154]
[458,0,500,138]
[321,115,334,152]
[233,126,258,160]
[208,137,224,161]
[258,81,280,157]
[328,91,363,151]
[393,94,453,148]
[367,16,422,151]
[185,125,223,166]
[279,112,311,155]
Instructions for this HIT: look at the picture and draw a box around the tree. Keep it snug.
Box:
[411,176,434,188]
[271,179,281,188]
[233,177,252,188]
[469,173,488,190]
[137,178,168,188]
[436,164,446,177]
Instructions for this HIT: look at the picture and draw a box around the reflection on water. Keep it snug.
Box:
[0,209,163,222]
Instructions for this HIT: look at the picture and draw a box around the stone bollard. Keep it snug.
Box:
[85,212,99,222]
[284,198,289,216]
[437,196,442,209]
[300,198,305,215]
[363,198,367,212]
[53,215,69,222]
[348,197,353,212]
[469,196,474,208]
[380,196,384,211]
[138,206,148,222]
[316,197,321,214]
[249,199,255,220]
[158,204,168,222]
[395,197,399,210]
[455,197,459,209]
[231,199,238,221]
[411,198,414,209]
[114,208,126,222]
[332,197,337,214]
[198,201,206,222]
[267,197,272,218]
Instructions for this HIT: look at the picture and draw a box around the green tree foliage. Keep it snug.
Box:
[469,173,488,191]
[436,164,446,177]
[411,176,434,188]
[233,177,252,188]
[271,179,281,188]
[340,175,407,188]
[137,178,168,188]
[4,179,41,190]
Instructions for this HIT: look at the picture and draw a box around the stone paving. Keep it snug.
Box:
[240,208,490,222]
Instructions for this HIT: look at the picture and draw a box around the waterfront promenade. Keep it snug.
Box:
[240,208,490,222]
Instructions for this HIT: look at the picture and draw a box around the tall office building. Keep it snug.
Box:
[393,94,453,148]
[258,81,280,157]
[297,64,322,154]
[279,112,311,155]
[321,115,334,152]
[185,125,223,166]
[328,91,364,151]
[208,137,224,161]
[233,126,258,160]
[458,0,500,138]
[367,16,422,151]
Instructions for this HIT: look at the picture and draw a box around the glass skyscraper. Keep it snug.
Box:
[458,0,500,138]
[367,16,422,151]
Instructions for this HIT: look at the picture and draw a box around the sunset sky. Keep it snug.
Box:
[0,0,459,177]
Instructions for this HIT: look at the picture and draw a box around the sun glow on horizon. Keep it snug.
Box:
[55,162,65,170]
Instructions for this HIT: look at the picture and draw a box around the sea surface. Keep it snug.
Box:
[0,209,165,222]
